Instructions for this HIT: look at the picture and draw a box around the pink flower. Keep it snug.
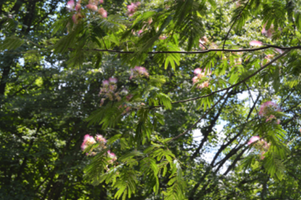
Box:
[109,84,117,92]
[266,101,278,107]
[197,72,205,79]
[130,66,149,78]
[266,114,276,122]
[137,29,143,36]
[86,4,98,11]
[100,98,105,106]
[248,136,260,145]
[261,26,267,35]
[259,101,279,117]
[263,141,270,150]
[108,150,117,163]
[201,81,209,88]
[196,81,209,89]
[72,14,77,24]
[262,24,274,38]
[199,44,206,50]
[101,87,108,93]
[98,7,107,18]
[87,152,96,156]
[199,36,208,44]
[248,137,270,159]
[192,76,198,84]
[194,68,202,75]
[127,3,136,13]
[249,40,263,47]
[92,4,98,11]
[264,54,273,62]
[127,2,140,16]
[159,35,167,40]
[199,43,206,50]
[199,39,205,44]
[99,0,104,3]
[81,134,96,150]
[192,68,210,89]
[210,43,218,49]
[66,0,75,10]
[136,66,148,76]
[148,18,153,24]
[96,134,106,143]
[86,4,92,9]
[75,3,81,12]
[260,152,265,160]
[102,80,109,86]
[277,119,280,124]
[109,77,118,83]
[275,48,284,54]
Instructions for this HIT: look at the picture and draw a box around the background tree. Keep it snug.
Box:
[1,0,301,199]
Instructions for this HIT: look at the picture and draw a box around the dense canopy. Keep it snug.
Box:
[1,0,301,199]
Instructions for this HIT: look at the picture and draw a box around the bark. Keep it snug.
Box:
[0,55,15,96]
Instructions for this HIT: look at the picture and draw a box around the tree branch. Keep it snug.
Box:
[210,96,257,167]
[223,146,248,175]
[190,92,231,160]
[67,45,300,54]
[167,50,289,141]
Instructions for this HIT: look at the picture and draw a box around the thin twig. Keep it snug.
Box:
[153,50,290,109]
[168,50,291,141]
[199,42,208,50]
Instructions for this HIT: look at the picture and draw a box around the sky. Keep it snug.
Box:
[192,91,254,174]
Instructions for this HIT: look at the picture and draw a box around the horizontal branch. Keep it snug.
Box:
[73,45,301,54]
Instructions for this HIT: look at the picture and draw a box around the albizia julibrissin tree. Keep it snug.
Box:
[2,0,301,199]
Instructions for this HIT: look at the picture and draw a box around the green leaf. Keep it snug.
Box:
[157,93,172,110]
[0,36,24,51]
[107,134,122,145]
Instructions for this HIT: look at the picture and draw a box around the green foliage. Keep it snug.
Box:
[0,36,24,51]
[3,0,301,199]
